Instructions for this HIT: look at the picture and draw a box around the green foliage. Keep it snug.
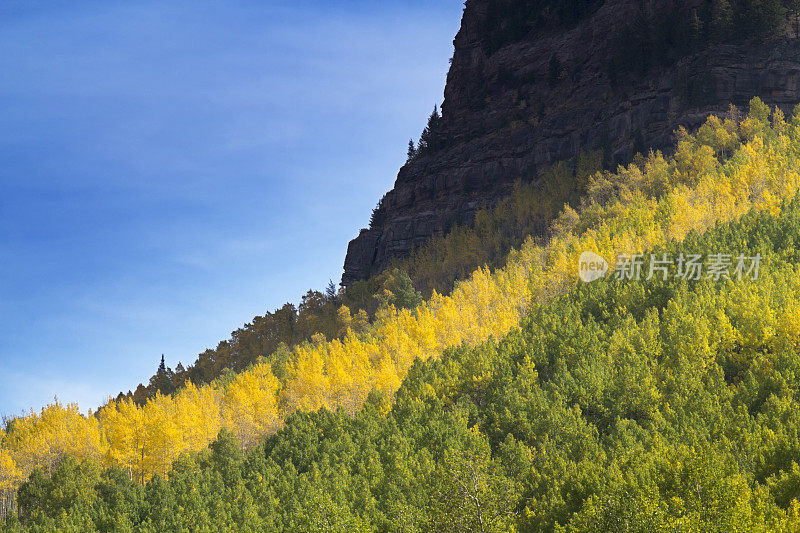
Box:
[341,267,423,317]
[399,151,600,298]
[17,98,800,530]
[415,105,444,156]
[16,179,800,530]
[128,150,540,403]
[121,286,349,405]
[369,195,388,230]
[15,457,142,532]
[148,355,174,396]
[380,269,423,311]
[406,139,417,162]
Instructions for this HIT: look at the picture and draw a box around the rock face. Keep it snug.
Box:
[342,0,800,286]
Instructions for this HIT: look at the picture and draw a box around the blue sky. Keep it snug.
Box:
[0,0,463,417]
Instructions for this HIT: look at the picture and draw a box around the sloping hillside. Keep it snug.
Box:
[344,0,800,284]
[4,98,800,530]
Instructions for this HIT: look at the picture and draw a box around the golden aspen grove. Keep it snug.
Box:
[9,98,800,530]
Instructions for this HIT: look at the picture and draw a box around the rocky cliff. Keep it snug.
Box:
[342,0,800,286]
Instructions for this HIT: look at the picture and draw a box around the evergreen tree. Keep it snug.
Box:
[149,355,175,396]
[173,363,186,386]
[738,0,784,37]
[710,0,734,40]
[381,269,423,310]
[325,280,338,302]
[369,197,387,229]
[407,139,417,161]
[418,105,442,154]
[132,384,149,406]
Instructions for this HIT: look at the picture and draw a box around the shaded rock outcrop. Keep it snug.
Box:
[342,0,800,285]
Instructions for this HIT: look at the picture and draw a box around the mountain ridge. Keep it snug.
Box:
[342,0,800,285]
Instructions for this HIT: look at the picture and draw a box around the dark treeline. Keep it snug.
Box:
[120,149,601,406]
[482,0,605,55]
[481,0,792,69]
[119,270,423,406]
[609,0,791,85]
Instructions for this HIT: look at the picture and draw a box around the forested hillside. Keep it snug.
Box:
[4,98,800,530]
[123,152,595,405]
[11,194,800,530]
[123,0,800,408]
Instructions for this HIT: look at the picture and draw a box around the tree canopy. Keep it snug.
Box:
[7,98,800,530]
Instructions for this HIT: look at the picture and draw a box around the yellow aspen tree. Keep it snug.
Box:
[41,402,105,464]
[327,338,372,414]
[284,344,330,412]
[100,398,148,483]
[173,381,222,452]
[0,446,21,519]
[369,355,403,399]
[3,412,49,476]
[352,309,370,333]
[336,305,353,338]
[2,402,103,477]
[221,363,281,450]
[141,393,182,478]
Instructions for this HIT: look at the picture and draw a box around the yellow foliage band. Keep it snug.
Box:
[1,98,797,495]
